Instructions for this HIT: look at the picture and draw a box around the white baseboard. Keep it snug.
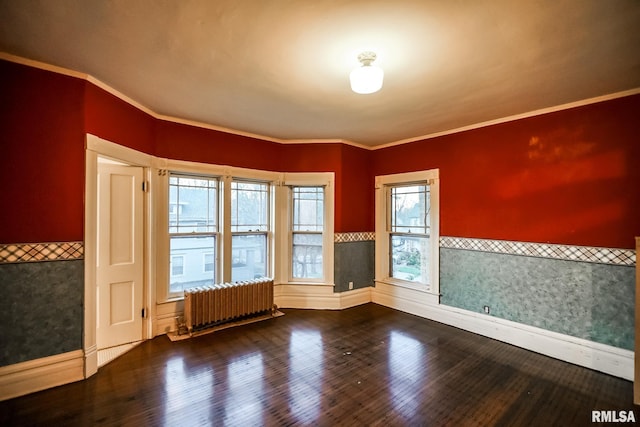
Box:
[339,287,373,309]
[0,350,85,401]
[84,344,98,378]
[372,282,633,380]
[153,299,184,336]
[151,282,631,380]
[151,286,372,337]
[152,286,372,336]
[155,317,177,336]
[275,284,371,310]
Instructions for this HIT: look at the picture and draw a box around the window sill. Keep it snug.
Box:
[375,278,438,295]
[163,295,186,303]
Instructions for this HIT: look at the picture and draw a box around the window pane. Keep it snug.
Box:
[231,181,268,232]
[390,235,429,283]
[293,187,324,232]
[390,185,429,234]
[170,235,216,293]
[292,233,323,279]
[231,234,267,282]
[169,175,217,233]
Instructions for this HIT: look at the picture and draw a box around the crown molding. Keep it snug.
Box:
[373,87,640,150]
[1,52,88,79]
[3,52,638,152]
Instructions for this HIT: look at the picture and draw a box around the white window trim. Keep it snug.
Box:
[165,171,221,300]
[228,178,272,283]
[276,172,335,287]
[375,169,440,295]
[156,159,280,302]
[156,159,335,303]
[289,186,327,283]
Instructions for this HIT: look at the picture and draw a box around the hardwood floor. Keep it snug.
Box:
[1,303,635,426]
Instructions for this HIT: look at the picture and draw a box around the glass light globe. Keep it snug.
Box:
[350,64,384,94]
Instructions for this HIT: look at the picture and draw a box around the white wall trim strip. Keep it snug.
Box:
[151,288,371,336]
[372,87,640,150]
[372,282,633,380]
[440,236,636,266]
[0,350,84,401]
[153,286,373,336]
[274,284,335,310]
[84,344,98,379]
[275,285,372,310]
[3,52,638,151]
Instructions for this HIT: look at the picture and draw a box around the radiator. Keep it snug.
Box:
[183,278,275,334]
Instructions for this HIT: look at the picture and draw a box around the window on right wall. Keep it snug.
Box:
[375,169,440,294]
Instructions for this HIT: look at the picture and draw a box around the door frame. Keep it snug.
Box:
[84,134,156,378]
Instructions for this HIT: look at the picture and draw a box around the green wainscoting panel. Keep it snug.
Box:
[0,260,84,366]
[334,241,375,293]
[440,248,634,350]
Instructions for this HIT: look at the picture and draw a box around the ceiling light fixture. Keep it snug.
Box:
[350,51,383,94]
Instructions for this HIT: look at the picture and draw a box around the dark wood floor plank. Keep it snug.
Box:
[0,303,636,426]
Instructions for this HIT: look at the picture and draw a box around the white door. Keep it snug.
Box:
[96,163,144,349]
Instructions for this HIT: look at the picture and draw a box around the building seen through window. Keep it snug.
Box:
[389,184,430,283]
[169,175,218,293]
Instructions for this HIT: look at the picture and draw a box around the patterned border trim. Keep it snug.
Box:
[0,242,84,264]
[2,237,632,266]
[439,236,635,266]
[334,232,375,243]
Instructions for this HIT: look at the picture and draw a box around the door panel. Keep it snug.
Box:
[110,173,134,264]
[97,163,144,349]
[109,281,134,325]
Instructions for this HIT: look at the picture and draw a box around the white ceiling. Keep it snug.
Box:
[1,0,639,147]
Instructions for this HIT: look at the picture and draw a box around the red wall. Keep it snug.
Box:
[372,94,640,249]
[339,144,374,232]
[0,58,373,243]
[280,143,345,231]
[3,58,638,248]
[0,60,86,243]
[278,143,374,232]
[155,127,374,233]
[84,83,155,155]
[155,120,282,171]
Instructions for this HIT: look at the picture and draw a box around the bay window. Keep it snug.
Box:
[158,163,334,302]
